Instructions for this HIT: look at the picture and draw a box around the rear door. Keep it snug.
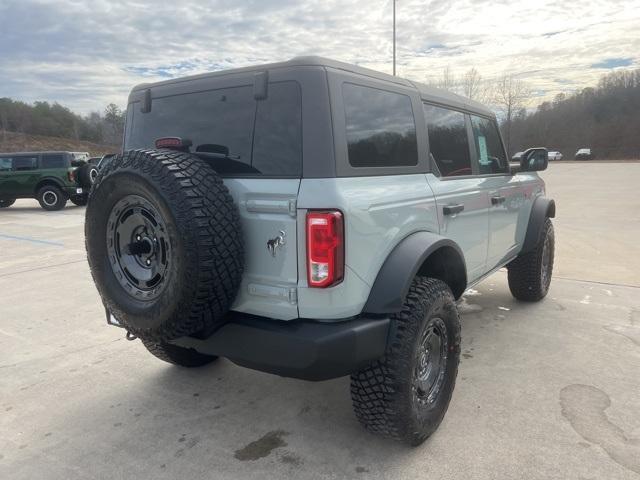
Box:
[469,114,523,267]
[125,76,303,320]
[423,103,489,283]
[11,154,40,196]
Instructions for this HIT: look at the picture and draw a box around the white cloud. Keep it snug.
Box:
[0,0,638,114]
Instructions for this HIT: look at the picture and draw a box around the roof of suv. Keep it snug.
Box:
[131,56,494,117]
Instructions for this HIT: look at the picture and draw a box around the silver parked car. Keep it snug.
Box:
[575,148,593,160]
[548,151,563,161]
[85,57,556,446]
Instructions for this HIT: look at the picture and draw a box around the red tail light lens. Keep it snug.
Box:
[68,170,76,183]
[306,211,344,288]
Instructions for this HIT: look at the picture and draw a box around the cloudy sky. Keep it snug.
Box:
[1,0,638,114]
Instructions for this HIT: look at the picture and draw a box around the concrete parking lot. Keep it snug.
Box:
[1,162,639,480]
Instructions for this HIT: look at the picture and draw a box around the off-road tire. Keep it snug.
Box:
[507,218,554,301]
[141,339,218,367]
[85,149,244,342]
[77,164,99,188]
[70,195,88,207]
[0,199,16,208]
[37,185,67,211]
[350,277,461,446]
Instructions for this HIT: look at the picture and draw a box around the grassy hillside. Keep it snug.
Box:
[0,130,118,156]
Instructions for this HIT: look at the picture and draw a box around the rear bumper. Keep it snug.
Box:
[63,186,85,196]
[170,313,390,381]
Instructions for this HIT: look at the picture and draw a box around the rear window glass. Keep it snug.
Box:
[41,154,66,169]
[343,83,418,168]
[13,156,38,171]
[423,104,472,177]
[125,81,302,177]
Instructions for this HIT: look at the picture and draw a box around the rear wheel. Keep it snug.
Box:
[0,199,15,208]
[70,195,88,206]
[141,339,218,367]
[351,277,461,446]
[37,185,67,211]
[507,218,554,301]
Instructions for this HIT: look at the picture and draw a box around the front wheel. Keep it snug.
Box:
[37,185,67,211]
[507,218,554,301]
[350,277,461,446]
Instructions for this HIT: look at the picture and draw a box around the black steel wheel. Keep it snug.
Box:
[106,195,171,301]
[413,317,448,407]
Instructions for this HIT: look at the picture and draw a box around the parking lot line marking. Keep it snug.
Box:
[0,233,64,247]
[0,259,86,278]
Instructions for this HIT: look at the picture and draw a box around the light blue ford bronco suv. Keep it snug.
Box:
[86,57,555,446]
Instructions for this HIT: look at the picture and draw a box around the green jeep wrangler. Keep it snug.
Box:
[0,151,98,210]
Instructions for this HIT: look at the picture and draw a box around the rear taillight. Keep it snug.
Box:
[306,211,344,288]
[68,170,76,183]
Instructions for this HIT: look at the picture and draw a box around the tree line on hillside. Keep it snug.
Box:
[429,67,640,159]
[0,99,125,147]
[509,70,640,159]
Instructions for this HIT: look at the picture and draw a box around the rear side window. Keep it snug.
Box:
[126,81,302,177]
[423,104,471,177]
[13,156,38,171]
[470,115,508,174]
[0,157,12,171]
[41,154,66,169]
[252,82,302,176]
[343,83,418,168]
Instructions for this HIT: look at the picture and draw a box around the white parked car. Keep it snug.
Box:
[548,151,563,161]
[511,151,524,161]
[575,148,593,160]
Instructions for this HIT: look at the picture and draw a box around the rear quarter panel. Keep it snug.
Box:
[296,175,439,320]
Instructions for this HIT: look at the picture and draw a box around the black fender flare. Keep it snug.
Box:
[34,177,66,194]
[363,231,467,314]
[521,197,556,254]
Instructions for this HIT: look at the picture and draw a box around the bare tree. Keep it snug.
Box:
[493,73,531,155]
[428,66,459,93]
[461,67,492,104]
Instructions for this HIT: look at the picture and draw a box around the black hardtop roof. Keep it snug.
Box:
[130,56,494,117]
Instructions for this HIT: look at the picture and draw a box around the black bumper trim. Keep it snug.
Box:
[170,314,391,381]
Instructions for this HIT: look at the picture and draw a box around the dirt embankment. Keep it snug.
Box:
[0,130,119,156]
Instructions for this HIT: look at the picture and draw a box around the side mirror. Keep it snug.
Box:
[519,147,548,172]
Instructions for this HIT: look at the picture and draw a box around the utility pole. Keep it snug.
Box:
[393,0,396,76]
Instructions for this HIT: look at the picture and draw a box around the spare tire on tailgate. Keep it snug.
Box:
[77,163,99,188]
[85,149,244,342]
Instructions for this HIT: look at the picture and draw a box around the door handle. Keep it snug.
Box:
[491,195,506,205]
[443,204,464,216]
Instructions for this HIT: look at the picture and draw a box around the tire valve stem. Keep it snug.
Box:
[126,331,138,341]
